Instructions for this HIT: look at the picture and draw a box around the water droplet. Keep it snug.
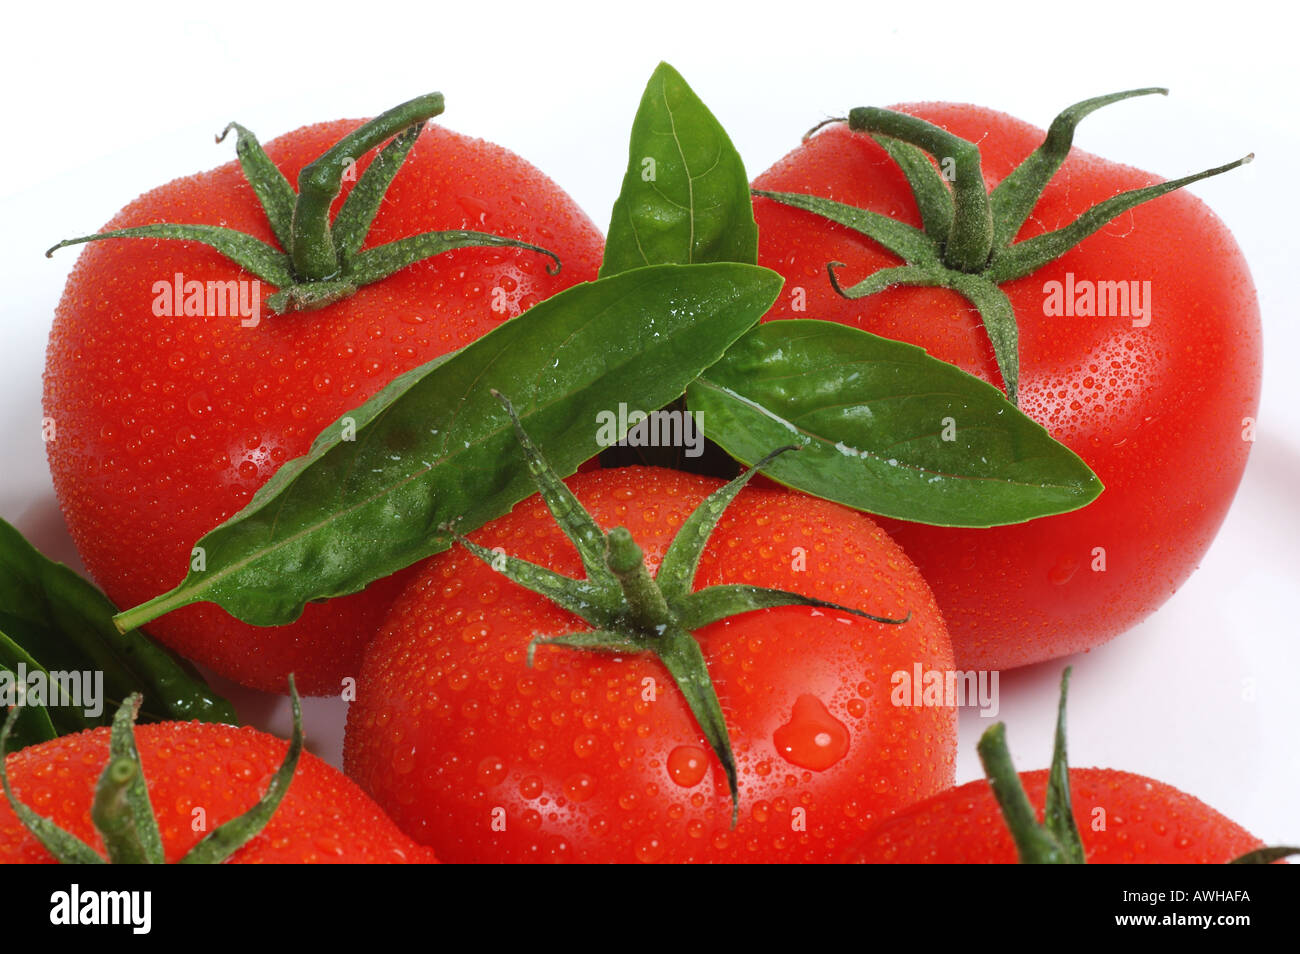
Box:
[457,194,491,225]
[187,391,212,417]
[635,834,666,863]
[313,835,345,856]
[667,744,709,788]
[564,773,597,802]
[392,746,416,775]
[476,756,507,787]
[1048,557,1079,585]
[773,694,851,771]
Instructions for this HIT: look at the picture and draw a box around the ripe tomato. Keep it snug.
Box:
[752,103,1260,670]
[846,768,1265,864]
[344,465,956,863]
[44,115,604,694]
[1,720,435,863]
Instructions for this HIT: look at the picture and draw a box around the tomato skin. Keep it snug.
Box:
[43,119,605,694]
[752,105,1261,670]
[846,768,1264,864]
[0,721,436,863]
[344,466,956,863]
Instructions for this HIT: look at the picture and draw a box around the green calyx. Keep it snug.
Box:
[754,90,1252,405]
[1,677,303,864]
[451,392,909,826]
[977,667,1086,863]
[977,667,1300,865]
[45,93,561,314]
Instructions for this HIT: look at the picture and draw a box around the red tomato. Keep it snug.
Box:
[846,768,1265,864]
[1,720,435,863]
[751,104,1260,670]
[44,117,604,694]
[344,466,956,863]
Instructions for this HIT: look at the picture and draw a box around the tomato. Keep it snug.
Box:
[1,718,435,863]
[43,110,605,694]
[752,102,1260,670]
[344,465,956,863]
[845,768,1265,864]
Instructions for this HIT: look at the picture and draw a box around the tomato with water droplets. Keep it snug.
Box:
[752,102,1260,671]
[1,721,435,864]
[344,466,957,863]
[44,114,604,694]
[845,768,1266,864]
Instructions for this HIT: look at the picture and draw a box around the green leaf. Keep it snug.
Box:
[686,320,1102,527]
[116,263,784,630]
[600,62,757,277]
[0,631,58,749]
[0,519,237,751]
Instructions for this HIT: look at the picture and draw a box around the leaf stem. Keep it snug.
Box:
[113,589,192,635]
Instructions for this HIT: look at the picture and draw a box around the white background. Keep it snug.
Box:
[1,0,1296,846]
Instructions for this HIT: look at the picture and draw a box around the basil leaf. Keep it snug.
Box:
[117,263,784,630]
[0,631,59,750]
[600,62,757,276]
[686,320,1103,527]
[0,519,237,751]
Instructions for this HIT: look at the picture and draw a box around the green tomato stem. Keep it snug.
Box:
[91,758,160,864]
[976,722,1068,864]
[605,528,673,630]
[847,107,993,272]
[290,93,445,280]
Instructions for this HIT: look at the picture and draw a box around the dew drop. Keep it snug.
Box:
[667,744,709,788]
[564,773,597,802]
[313,835,345,857]
[457,195,492,225]
[635,834,666,863]
[186,391,212,417]
[1048,557,1079,585]
[476,756,507,787]
[773,694,851,771]
[392,746,416,776]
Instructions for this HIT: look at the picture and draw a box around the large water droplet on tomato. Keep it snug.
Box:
[773,694,850,771]
[667,744,709,788]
